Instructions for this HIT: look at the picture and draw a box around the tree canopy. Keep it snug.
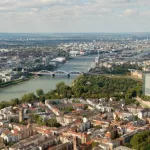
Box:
[90,64,142,75]
[71,75,142,100]
[0,75,143,109]
[36,89,44,97]
[31,114,61,127]
[21,93,37,103]
[130,130,150,150]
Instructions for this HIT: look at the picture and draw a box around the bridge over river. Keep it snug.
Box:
[0,55,97,101]
[30,70,83,77]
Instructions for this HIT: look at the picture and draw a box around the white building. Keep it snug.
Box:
[52,57,66,63]
[138,109,150,119]
[69,50,80,56]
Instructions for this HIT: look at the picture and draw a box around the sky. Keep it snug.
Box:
[0,0,150,33]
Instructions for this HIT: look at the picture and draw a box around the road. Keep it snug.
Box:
[136,97,150,108]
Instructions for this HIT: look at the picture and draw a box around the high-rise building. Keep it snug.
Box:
[143,73,150,96]
[45,55,50,66]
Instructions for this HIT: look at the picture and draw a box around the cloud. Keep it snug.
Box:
[123,9,138,16]
[0,0,150,32]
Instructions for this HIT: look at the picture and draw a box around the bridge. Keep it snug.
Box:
[30,70,83,77]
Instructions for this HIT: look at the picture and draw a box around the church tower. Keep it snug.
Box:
[19,108,24,122]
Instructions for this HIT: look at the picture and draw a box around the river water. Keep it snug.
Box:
[0,55,96,101]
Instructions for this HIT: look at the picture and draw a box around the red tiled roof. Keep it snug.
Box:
[86,140,93,145]
[73,103,84,107]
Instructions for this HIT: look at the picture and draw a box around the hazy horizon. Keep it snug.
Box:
[0,32,150,34]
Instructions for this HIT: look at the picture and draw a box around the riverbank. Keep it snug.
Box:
[0,77,32,88]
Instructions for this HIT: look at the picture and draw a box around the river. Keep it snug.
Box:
[0,55,96,101]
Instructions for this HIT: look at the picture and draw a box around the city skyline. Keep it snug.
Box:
[0,0,150,33]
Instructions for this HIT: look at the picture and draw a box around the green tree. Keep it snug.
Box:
[39,95,46,103]
[94,125,102,130]
[36,89,44,97]
[145,145,150,150]
[21,93,36,103]
[56,82,70,98]
[71,75,142,100]
[124,142,131,148]
[130,130,150,150]
[0,101,10,109]
[10,98,20,106]
[92,142,99,148]
[115,115,120,121]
